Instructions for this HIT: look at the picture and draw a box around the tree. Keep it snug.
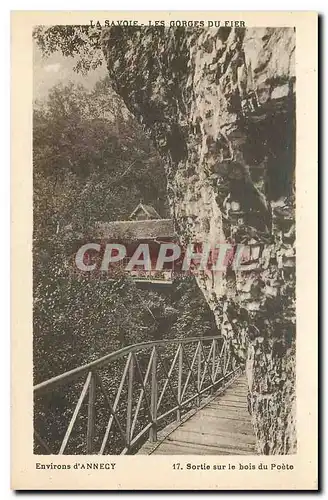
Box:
[33,25,103,74]
[33,79,168,379]
[33,79,168,235]
[32,55,222,454]
[33,78,216,384]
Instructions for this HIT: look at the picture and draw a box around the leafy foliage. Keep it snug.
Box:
[33,25,103,74]
[33,79,168,234]
[33,79,217,385]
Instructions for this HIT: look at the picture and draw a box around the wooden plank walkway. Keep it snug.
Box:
[138,374,256,455]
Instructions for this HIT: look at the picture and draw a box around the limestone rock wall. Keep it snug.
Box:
[102,26,296,454]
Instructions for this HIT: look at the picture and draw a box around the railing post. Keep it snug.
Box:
[211,339,216,390]
[232,354,237,372]
[176,344,183,421]
[87,370,96,454]
[126,354,134,450]
[150,347,158,442]
[197,341,202,406]
[223,340,227,376]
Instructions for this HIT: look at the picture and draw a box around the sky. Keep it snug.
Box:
[33,42,107,102]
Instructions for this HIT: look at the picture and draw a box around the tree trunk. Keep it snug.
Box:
[101,26,296,454]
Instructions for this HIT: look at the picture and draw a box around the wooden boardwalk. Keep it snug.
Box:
[138,374,256,455]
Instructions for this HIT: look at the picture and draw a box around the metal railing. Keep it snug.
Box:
[34,336,241,455]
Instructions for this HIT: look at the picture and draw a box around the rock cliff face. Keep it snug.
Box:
[102,26,296,454]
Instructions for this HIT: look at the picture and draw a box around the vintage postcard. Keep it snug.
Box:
[11,11,318,490]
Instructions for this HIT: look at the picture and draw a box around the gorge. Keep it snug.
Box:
[101,26,296,454]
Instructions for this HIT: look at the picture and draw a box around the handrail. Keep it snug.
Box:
[34,335,241,455]
[34,335,223,394]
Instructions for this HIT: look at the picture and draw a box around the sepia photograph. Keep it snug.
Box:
[32,23,296,457]
[11,10,318,490]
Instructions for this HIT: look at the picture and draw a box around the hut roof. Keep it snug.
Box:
[129,203,161,220]
[94,219,175,240]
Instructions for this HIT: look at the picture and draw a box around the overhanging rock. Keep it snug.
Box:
[101,26,296,454]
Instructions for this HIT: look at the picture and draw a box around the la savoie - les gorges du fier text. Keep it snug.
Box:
[89,20,246,28]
